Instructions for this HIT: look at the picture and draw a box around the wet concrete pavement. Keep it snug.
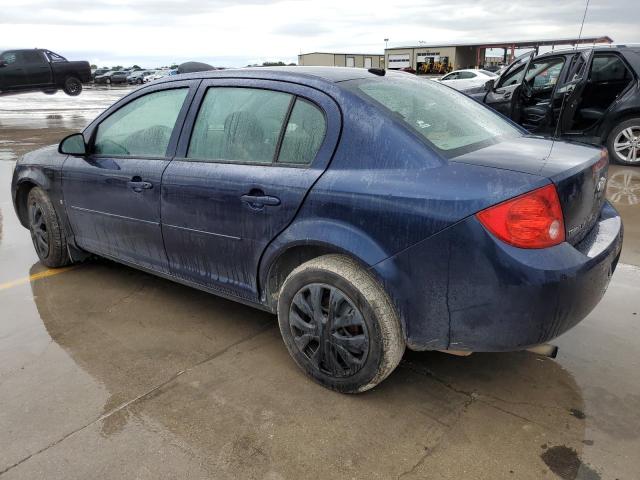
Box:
[1,89,639,479]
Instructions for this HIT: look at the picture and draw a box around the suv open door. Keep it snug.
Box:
[553,49,594,136]
[483,52,534,122]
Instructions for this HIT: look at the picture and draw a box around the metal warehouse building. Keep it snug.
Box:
[385,36,613,74]
[298,52,385,69]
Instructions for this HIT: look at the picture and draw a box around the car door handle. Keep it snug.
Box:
[241,194,281,208]
[127,177,153,193]
[504,91,512,99]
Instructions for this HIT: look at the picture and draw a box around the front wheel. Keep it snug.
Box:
[607,118,640,166]
[63,77,82,96]
[27,187,72,268]
[277,255,405,393]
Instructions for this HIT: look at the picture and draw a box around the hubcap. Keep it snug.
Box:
[613,126,640,163]
[29,202,49,258]
[289,283,369,378]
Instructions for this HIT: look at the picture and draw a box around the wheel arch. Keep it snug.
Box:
[258,220,390,310]
[600,109,640,143]
[12,168,52,228]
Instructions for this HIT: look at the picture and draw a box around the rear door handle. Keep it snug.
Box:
[504,91,512,99]
[128,176,153,193]
[241,194,281,208]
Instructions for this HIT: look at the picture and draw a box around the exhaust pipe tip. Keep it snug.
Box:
[526,344,558,358]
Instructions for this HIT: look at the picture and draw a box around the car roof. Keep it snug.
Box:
[537,44,640,58]
[156,66,385,86]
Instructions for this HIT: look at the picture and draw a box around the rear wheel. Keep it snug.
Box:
[27,187,72,268]
[63,77,82,96]
[277,255,404,393]
[607,118,640,166]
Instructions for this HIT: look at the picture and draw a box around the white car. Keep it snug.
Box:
[438,69,498,92]
[145,70,170,82]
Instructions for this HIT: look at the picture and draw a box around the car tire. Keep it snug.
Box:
[62,77,82,96]
[277,254,405,393]
[26,187,72,268]
[607,118,640,166]
[137,78,143,84]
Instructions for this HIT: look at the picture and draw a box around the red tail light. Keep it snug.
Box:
[476,184,565,249]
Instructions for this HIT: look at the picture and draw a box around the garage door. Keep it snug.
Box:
[364,57,372,68]
[388,54,410,69]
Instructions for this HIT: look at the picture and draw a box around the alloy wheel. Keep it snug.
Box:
[289,283,369,378]
[29,201,49,258]
[613,126,640,164]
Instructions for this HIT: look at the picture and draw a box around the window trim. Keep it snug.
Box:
[182,85,328,168]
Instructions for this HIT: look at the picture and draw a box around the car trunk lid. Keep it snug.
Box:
[452,135,609,245]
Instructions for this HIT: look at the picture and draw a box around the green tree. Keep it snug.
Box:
[90,64,97,69]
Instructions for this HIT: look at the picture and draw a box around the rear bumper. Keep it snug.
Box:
[373,201,623,352]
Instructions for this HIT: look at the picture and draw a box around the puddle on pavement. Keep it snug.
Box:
[607,167,640,206]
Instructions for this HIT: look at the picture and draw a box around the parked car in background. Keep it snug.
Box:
[146,70,171,82]
[94,70,129,85]
[92,68,110,81]
[0,49,90,96]
[474,45,640,166]
[127,70,154,84]
[437,69,498,92]
[12,67,622,393]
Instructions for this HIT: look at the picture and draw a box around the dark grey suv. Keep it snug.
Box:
[476,45,640,166]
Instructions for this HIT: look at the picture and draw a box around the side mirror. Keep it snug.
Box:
[59,133,87,156]
[0,60,6,68]
[484,79,495,91]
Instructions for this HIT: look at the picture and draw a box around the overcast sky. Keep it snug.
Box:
[1,0,636,68]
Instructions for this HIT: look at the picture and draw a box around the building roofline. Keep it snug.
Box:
[386,36,614,50]
[299,52,384,56]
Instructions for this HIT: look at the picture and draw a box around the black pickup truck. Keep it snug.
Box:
[0,49,91,97]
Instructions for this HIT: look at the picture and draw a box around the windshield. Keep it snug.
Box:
[347,75,521,157]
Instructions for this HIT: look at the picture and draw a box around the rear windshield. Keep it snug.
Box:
[346,75,521,157]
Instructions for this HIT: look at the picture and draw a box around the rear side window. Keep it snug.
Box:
[278,99,326,164]
[590,54,632,82]
[94,88,188,157]
[457,71,477,79]
[188,87,292,163]
[22,51,45,64]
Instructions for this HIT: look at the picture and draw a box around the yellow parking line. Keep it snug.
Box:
[0,266,77,291]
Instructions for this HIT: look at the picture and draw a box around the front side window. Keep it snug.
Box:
[22,51,45,64]
[188,87,292,163]
[349,75,521,156]
[442,72,458,81]
[497,54,533,88]
[278,98,326,164]
[94,88,188,156]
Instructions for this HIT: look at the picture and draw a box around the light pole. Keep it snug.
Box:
[384,38,389,50]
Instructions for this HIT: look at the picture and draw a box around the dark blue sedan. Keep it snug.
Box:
[11,67,623,393]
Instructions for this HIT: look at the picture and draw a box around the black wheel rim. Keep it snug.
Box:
[289,283,369,378]
[68,80,80,94]
[29,202,49,258]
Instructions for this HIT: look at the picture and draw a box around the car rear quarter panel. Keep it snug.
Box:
[261,90,549,318]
